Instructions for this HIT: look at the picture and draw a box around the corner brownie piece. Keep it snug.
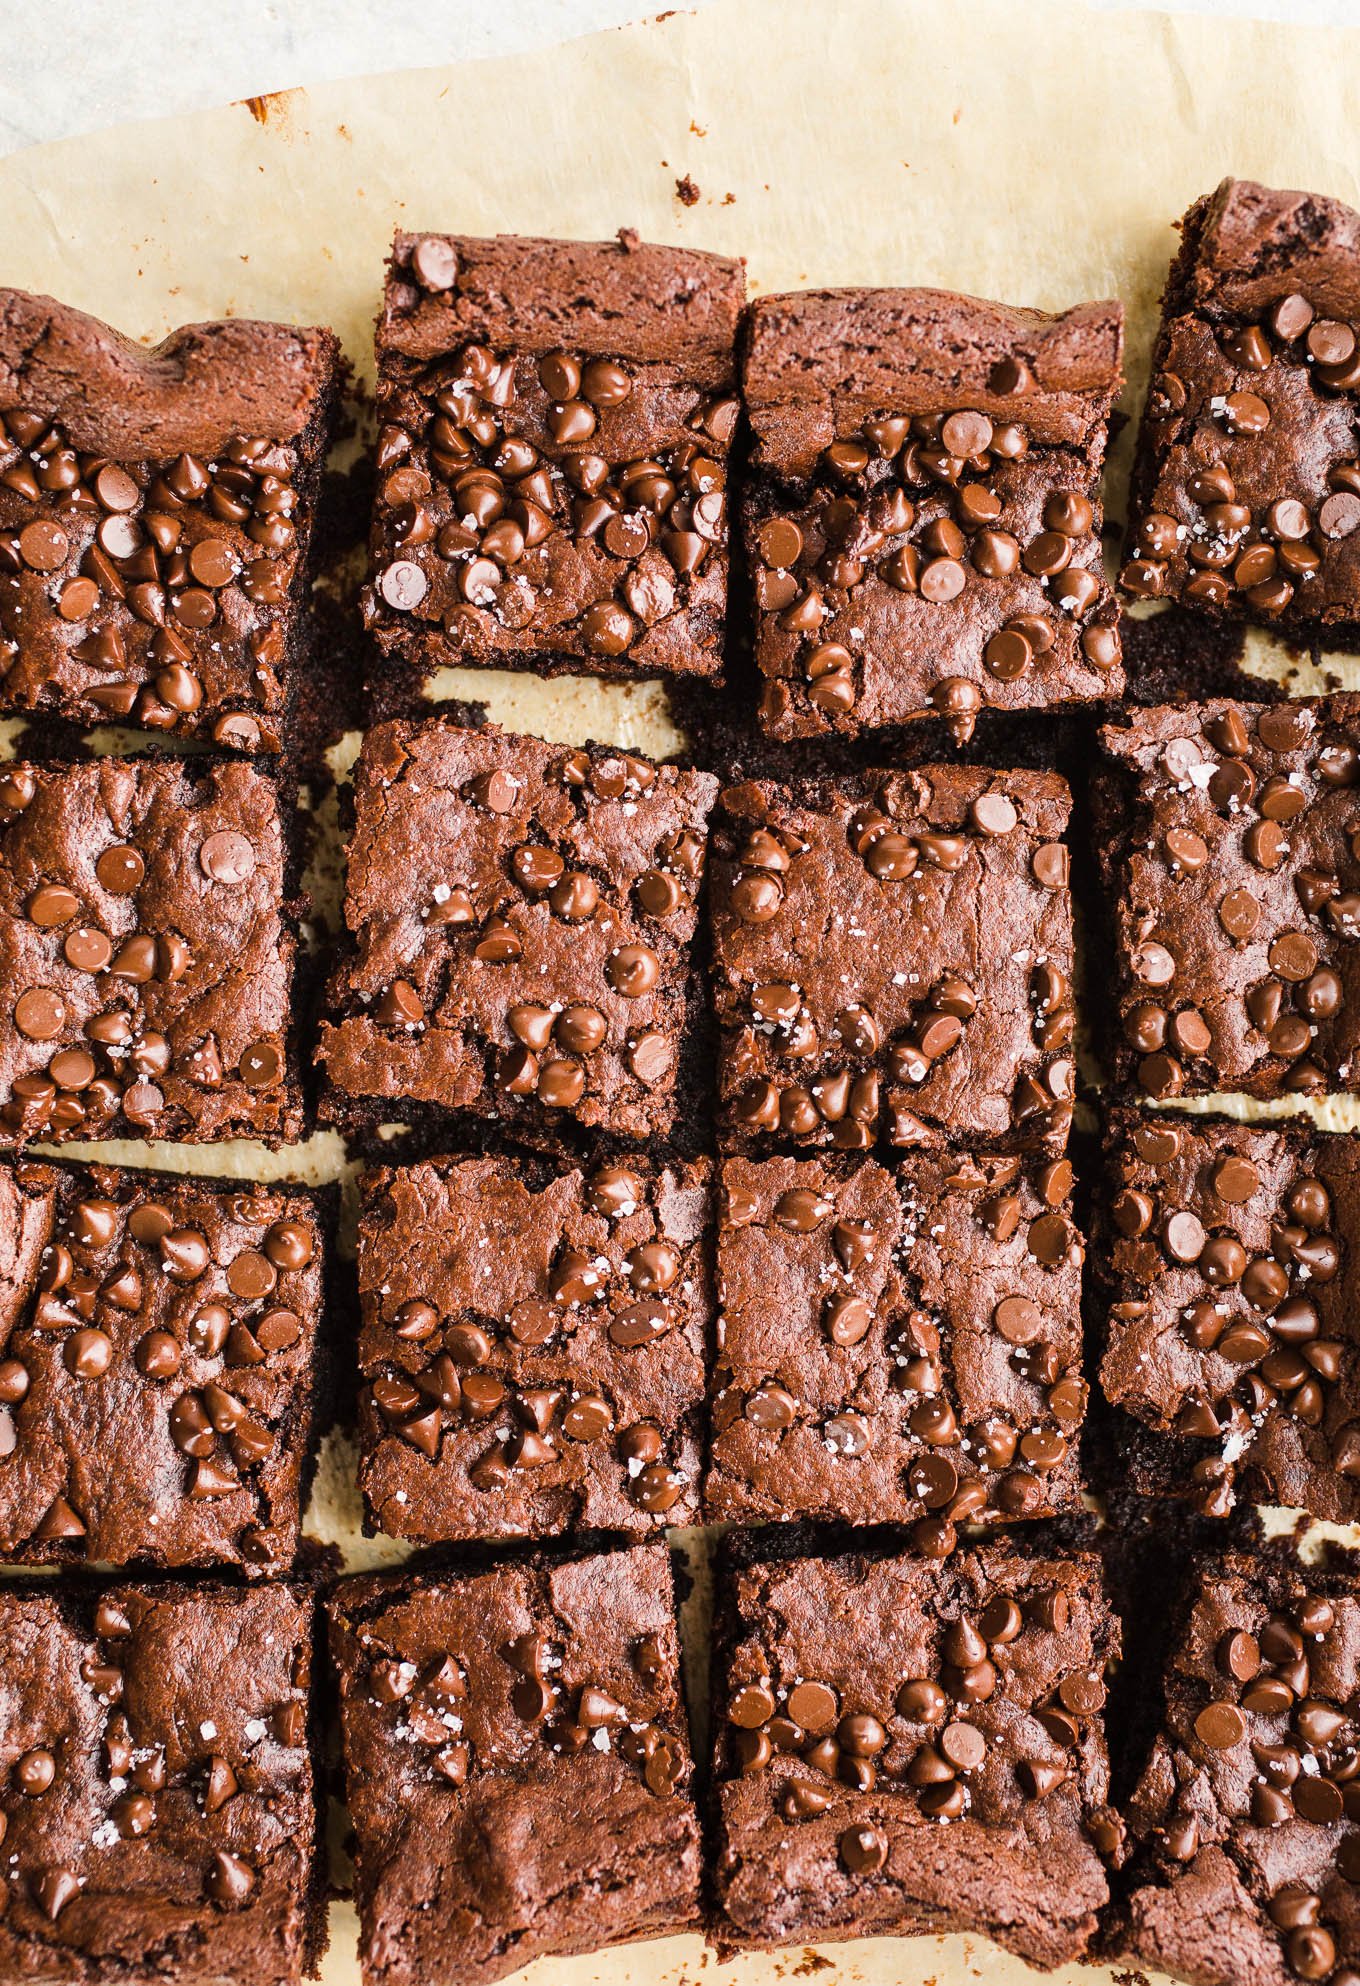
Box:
[712,1538,1120,1968]
[709,765,1074,1154]
[0,1581,321,1985]
[1118,1553,1360,1986]
[361,232,744,684]
[0,289,341,749]
[0,756,299,1143]
[318,720,716,1142]
[1098,697,1360,1103]
[1122,178,1360,635]
[1097,1109,1360,1522]
[328,1544,700,1986]
[706,1152,1085,1534]
[356,1153,710,1540]
[742,286,1124,740]
[0,1158,325,1570]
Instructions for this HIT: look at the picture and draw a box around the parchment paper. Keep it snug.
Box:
[7,3,1360,1980]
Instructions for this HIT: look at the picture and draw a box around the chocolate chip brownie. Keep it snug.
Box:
[0,288,341,750]
[1123,178,1360,635]
[0,1158,325,1571]
[356,1154,710,1540]
[742,285,1124,739]
[1096,1109,1360,1523]
[362,231,744,687]
[0,756,300,1144]
[712,1536,1120,1969]
[317,719,716,1143]
[1097,697,1360,1103]
[328,1544,700,1986]
[0,1581,322,1985]
[706,1152,1085,1536]
[1117,1553,1360,1986]
[709,764,1074,1154]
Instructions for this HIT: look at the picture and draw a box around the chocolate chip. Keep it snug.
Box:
[1194,1701,1245,1750]
[95,844,145,894]
[838,1823,887,1874]
[19,520,69,571]
[27,884,80,928]
[200,831,256,884]
[994,1295,1043,1345]
[14,988,65,1040]
[206,1850,256,1906]
[940,1720,986,1770]
[971,793,1018,836]
[14,1747,56,1795]
[379,560,428,610]
[412,236,458,289]
[757,517,804,568]
[240,1041,282,1087]
[1211,1155,1259,1204]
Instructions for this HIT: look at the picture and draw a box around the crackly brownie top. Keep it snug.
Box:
[356,1154,710,1539]
[0,757,296,1144]
[362,231,745,678]
[1123,179,1360,630]
[328,1547,699,1986]
[742,287,1124,738]
[1102,697,1360,1103]
[1122,1555,1360,1986]
[707,1152,1085,1533]
[1099,1111,1360,1525]
[709,765,1074,1155]
[0,289,339,748]
[715,1545,1119,1969]
[319,720,717,1140]
[0,1582,315,1983]
[0,1160,321,1569]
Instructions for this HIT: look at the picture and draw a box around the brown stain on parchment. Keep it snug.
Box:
[237,88,305,132]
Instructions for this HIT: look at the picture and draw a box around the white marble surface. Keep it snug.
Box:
[2,0,1358,157]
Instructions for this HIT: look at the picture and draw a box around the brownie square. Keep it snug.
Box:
[706,1151,1085,1533]
[361,232,744,686]
[1117,1553,1360,1986]
[1098,697,1360,1104]
[1122,178,1360,635]
[0,756,300,1144]
[0,1581,321,1986]
[709,765,1074,1154]
[0,289,341,750]
[1096,1108,1360,1522]
[0,1158,325,1571]
[712,1538,1120,1968]
[741,286,1124,740]
[328,1544,700,1986]
[356,1153,711,1540]
[317,719,717,1142]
